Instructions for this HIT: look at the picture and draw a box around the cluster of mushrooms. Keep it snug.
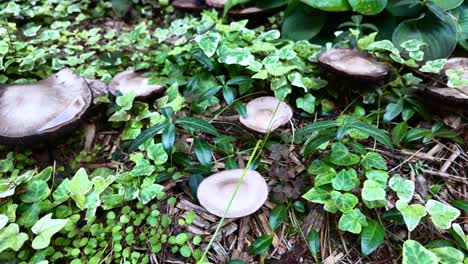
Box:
[1,47,466,218]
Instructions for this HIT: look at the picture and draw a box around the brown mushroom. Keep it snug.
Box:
[108,70,164,98]
[172,0,203,11]
[197,169,268,218]
[239,96,293,133]
[205,0,225,8]
[0,68,93,145]
[319,48,391,83]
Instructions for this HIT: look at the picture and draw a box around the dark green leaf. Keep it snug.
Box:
[381,207,404,222]
[430,0,463,11]
[293,201,305,213]
[269,205,287,231]
[348,121,393,148]
[386,0,422,17]
[193,137,212,166]
[234,101,247,118]
[307,229,320,259]
[303,133,335,158]
[226,260,247,264]
[384,100,403,122]
[297,120,339,138]
[192,50,214,71]
[392,121,409,146]
[226,76,252,86]
[405,128,431,142]
[176,117,219,136]
[360,220,385,256]
[282,2,326,41]
[223,86,235,105]
[162,124,176,152]
[189,174,204,196]
[160,107,173,122]
[249,235,273,255]
[451,199,468,211]
[128,123,167,152]
[199,86,222,102]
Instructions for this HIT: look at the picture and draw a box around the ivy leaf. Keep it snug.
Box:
[296,94,316,114]
[338,208,368,234]
[195,32,221,57]
[19,180,50,203]
[329,143,360,166]
[148,143,169,165]
[138,184,164,204]
[360,152,387,170]
[426,200,461,229]
[31,214,68,249]
[332,169,359,191]
[0,214,8,230]
[176,117,219,136]
[302,187,330,204]
[392,121,409,146]
[451,223,468,248]
[365,170,389,188]
[362,180,386,201]
[67,168,93,195]
[331,191,358,213]
[249,235,273,255]
[419,59,448,73]
[402,240,438,264]
[429,247,464,264]
[396,200,427,231]
[128,122,167,152]
[0,224,28,252]
[389,175,415,202]
[269,205,288,231]
[360,220,385,256]
[193,137,212,166]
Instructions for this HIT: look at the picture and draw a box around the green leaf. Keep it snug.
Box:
[384,101,403,122]
[19,180,50,203]
[193,137,212,166]
[31,214,68,249]
[402,240,438,264]
[451,223,468,248]
[396,200,427,231]
[138,184,164,204]
[222,86,235,106]
[303,133,335,158]
[302,187,330,204]
[406,128,431,142]
[349,0,387,15]
[360,152,387,171]
[0,214,8,230]
[364,170,389,188]
[362,180,386,202]
[329,143,360,166]
[297,120,339,138]
[249,235,273,255]
[392,122,409,146]
[218,46,255,66]
[302,0,351,11]
[360,220,385,256]
[296,94,316,114]
[429,247,464,264]
[148,143,169,165]
[0,224,28,252]
[419,59,448,73]
[269,205,287,231]
[392,13,457,60]
[332,169,359,191]
[338,208,368,234]
[389,175,414,202]
[162,124,176,152]
[129,123,166,152]
[426,200,461,229]
[281,2,326,40]
[67,168,93,195]
[451,199,468,211]
[348,121,393,148]
[195,32,221,57]
[430,0,463,10]
[331,191,358,213]
[308,229,320,259]
[176,117,219,136]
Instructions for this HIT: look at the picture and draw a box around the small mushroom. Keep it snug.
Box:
[239,96,293,133]
[0,68,92,145]
[424,57,468,109]
[319,48,391,83]
[172,0,203,11]
[108,70,164,98]
[197,169,268,218]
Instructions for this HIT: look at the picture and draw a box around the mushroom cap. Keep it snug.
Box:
[206,0,226,8]
[0,68,92,144]
[239,96,293,133]
[197,169,268,218]
[425,57,468,107]
[319,48,391,82]
[85,78,108,98]
[108,70,164,98]
[172,0,203,11]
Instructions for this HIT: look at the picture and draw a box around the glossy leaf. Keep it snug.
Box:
[349,0,387,15]
[348,121,393,148]
[402,240,438,264]
[269,205,288,231]
[332,169,359,191]
[308,229,320,259]
[249,235,273,255]
[360,152,387,171]
[426,200,461,229]
[396,200,427,231]
[389,175,414,202]
[282,2,326,40]
[128,123,166,152]
[162,124,176,152]
[338,208,368,234]
[193,137,212,166]
[0,224,28,252]
[31,214,68,249]
[176,117,219,136]
[360,220,385,256]
[331,191,358,213]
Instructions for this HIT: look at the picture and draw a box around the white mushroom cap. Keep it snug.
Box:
[319,48,391,82]
[108,70,164,98]
[197,169,268,218]
[0,68,92,142]
[206,0,226,8]
[239,96,293,133]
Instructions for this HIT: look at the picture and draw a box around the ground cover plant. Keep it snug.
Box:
[0,0,467,263]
